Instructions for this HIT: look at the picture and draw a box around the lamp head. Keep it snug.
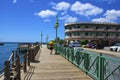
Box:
[54,16,59,29]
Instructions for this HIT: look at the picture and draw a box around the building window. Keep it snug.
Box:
[108,32,114,36]
[106,33,108,37]
[77,26,80,28]
[74,32,80,36]
[85,32,92,36]
[85,33,88,36]
[96,26,103,29]
[65,27,72,30]
[69,27,72,30]
[118,33,120,36]
[106,27,108,30]
[74,25,80,29]
[116,26,120,30]
[118,26,120,29]
[106,26,113,30]
[96,32,103,36]
[116,33,118,37]
[65,33,71,37]
[85,26,89,28]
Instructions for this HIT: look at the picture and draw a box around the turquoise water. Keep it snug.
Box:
[0,43,18,69]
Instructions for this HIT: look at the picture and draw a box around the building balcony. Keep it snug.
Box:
[72,36,82,38]
[96,36,106,38]
[117,36,120,38]
[72,28,81,30]
[84,28,95,30]
[65,29,72,32]
[117,29,120,31]
[65,29,119,33]
[71,36,95,38]
[107,29,116,31]
[96,29,105,31]
[107,36,117,38]
[85,36,94,38]
[65,36,71,39]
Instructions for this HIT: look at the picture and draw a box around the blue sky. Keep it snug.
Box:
[0,0,120,42]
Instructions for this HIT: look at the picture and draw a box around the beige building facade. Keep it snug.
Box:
[64,22,120,44]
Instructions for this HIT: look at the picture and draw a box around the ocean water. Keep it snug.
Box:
[0,43,18,69]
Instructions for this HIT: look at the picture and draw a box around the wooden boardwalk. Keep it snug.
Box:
[21,45,92,80]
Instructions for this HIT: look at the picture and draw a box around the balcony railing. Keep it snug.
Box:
[107,29,116,31]
[65,29,72,32]
[96,36,106,38]
[65,36,71,38]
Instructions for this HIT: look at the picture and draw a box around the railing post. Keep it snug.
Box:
[23,53,27,72]
[16,54,21,80]
[96,57,99,78]
[84,53,90,73]
[28,50,30,66]
[28,46,40,63]
[33,48,35,61]
[65,48,67,57]
[12,50,14,68]
[99,53,104,80]
[4,61,10,80]
[71,49,74,62]
[30,48,34,62]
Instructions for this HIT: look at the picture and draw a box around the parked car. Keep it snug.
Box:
[86,43,93,48]
[68,41,83,52]
[109,43,120,51]
[68,42,81,48]
[86,43,97,49]
[116,46,120,52]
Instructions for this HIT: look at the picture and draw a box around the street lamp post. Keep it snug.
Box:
[46,35,49,44]
[41,32,42,48]
[54,16,59,55]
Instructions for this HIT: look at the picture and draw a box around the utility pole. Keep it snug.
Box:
[46,35,49,44]
[41,32,42,48]
[54,16,59,55]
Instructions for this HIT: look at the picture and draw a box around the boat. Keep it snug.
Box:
[0,42,4,45]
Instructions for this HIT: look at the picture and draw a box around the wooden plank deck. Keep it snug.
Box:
[21,45,92,80]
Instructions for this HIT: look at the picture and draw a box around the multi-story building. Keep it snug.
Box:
[64,22,120,44]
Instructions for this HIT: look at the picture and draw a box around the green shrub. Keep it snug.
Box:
[80,40,88,45]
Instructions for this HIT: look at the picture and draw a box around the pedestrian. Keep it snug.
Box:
[49,41,54,55]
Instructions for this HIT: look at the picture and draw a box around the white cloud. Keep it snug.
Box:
[92,9,120,22]
[61,11,67,15]
[71,1,103,16]
[92,18,110,22]
[52,1,70,11]
[34,10,57,18]
[13,0,17,4]
[104,9,120,21]
[60,15,78,23]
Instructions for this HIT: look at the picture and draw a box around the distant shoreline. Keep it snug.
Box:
[2,42,47,44]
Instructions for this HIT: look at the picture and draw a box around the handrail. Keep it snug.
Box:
[8,51,14,61]
[55,46,120,80]
[0,44,40,80]
[8,53,13,61]
[0,67,6,78]
[0,67,5,73]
